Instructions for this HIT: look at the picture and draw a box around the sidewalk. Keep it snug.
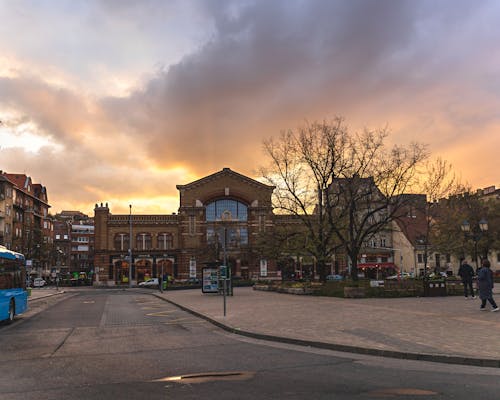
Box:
[154,287,500,368]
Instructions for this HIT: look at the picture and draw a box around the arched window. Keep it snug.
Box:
[205,199,248,246]
[136,233,152,250]
[205,199,248,222]
[114,233,129,251]
[158,233,174,250]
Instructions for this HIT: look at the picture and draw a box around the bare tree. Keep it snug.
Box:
[413,157,464,276]
[261,117,428,281]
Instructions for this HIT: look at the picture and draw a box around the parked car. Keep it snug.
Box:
[386,272,413,280]
[33,278,47,287]
[428,272,448,279]
[138,278,159,287]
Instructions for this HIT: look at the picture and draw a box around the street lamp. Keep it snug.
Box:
[461,219,488,269]
[129,204,133,288]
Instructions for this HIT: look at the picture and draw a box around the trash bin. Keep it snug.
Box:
[424,279,447,296]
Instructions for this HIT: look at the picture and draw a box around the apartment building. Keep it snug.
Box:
[53,211,94,275]
[0,171,52,276]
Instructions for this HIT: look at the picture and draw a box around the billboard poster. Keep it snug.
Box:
[202,267,219,293]
[260,259,268,277]
[189,258,197,278]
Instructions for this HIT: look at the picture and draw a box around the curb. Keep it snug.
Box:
[28,290,67,302]
[153,293,500,369]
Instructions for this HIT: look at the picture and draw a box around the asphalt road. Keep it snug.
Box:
[1,289,499,399]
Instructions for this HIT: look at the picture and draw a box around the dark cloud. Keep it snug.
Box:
[101,0,496,176]
[1,0,499,213]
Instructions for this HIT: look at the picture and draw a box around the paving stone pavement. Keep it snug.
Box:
[154,286,500,367]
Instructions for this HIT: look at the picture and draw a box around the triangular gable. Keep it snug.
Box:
[176,167,274,191]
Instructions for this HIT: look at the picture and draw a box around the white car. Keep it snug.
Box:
[386,272,413,280]
[33,278,47,287]
[138,278,159,287]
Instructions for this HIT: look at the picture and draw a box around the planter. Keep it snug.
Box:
[253,284,275,291]
[344,286,366,298]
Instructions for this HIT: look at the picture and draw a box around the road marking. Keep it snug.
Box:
[145,310,177,317]
[153,371,255,383]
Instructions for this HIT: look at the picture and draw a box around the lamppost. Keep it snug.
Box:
[461,218,488,270]
[129,204,133,288]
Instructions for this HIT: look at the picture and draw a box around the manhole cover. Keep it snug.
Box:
[153,371,255,384]
[367,388,438,397]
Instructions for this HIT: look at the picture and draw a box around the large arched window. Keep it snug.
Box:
[206,199,248,222]
[206,199,248,246]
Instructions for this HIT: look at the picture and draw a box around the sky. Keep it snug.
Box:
[0,0,499,215]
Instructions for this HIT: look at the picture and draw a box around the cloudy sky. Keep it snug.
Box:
[1,0,499,215]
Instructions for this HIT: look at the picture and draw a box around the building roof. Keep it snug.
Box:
[1,172,50,206]
[176,167,275,191]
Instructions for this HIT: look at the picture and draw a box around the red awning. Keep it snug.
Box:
[358,262,397,270]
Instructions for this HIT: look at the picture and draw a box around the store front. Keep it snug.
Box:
[113,258,131,284]
[358,262,398,279]
[135,258,153,283]
[156,257,174,280]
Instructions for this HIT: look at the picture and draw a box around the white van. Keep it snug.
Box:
[33,278,47,288]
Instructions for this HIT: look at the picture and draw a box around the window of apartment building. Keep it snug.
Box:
[136,233,152,250]
[6,205,11,216]
[417,253,424,264]
[158,233,173,250]
[114,233,129,251]
[380,237,387,247]
[77,237,89,243]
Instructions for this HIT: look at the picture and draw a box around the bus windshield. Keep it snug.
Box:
[0,245,28,323]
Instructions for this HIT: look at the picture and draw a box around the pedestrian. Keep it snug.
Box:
[477,259,498,312]
[458,259,475,299]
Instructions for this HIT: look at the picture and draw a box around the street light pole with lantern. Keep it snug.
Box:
[129,204,133,288]
[461,218,488,270]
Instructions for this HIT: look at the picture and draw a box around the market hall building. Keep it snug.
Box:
[93,168,279,286]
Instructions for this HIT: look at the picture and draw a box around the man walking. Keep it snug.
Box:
[458,259,475,299]
[477,259,499,312]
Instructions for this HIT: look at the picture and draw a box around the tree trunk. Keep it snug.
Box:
[349,251,359,281]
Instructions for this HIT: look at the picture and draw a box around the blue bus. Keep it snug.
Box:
[0,245,28,323]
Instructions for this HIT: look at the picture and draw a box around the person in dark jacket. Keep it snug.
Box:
[458,259,475,299]
[477,259,498,312]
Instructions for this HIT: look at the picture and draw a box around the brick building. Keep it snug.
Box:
[93,168,278,285]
